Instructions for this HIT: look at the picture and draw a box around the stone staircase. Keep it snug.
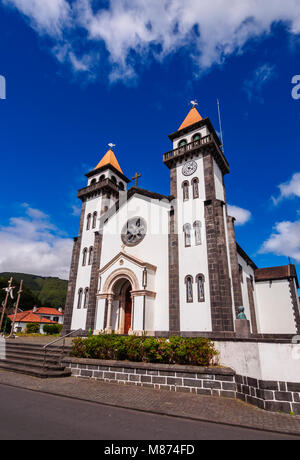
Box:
[0,341,72,379]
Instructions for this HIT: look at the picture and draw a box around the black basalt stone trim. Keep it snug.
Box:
[85,231,103,331]
[168,167,180,332]
[289,278,300,334]
[62,200,87,335]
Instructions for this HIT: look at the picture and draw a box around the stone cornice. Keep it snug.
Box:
[99,251,157,275]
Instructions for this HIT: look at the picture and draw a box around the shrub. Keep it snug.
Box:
[43,324,63,335]
[72,335,218,367]
[26,323,40,334]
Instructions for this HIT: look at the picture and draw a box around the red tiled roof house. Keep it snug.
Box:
[9,307,64,334]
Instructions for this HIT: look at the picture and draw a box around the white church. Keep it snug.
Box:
[63,105,300,338]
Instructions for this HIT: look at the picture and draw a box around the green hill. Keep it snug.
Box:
[0,273,68,311]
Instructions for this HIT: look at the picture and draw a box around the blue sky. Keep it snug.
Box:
[0,0,300,282]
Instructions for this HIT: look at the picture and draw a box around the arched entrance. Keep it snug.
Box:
[109,278,133,335]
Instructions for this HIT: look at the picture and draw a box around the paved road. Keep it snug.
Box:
[0,385,298,440]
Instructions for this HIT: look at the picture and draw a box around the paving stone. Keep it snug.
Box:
[146,370,159,376]
[222,382,236,391]
[275,392,293,402]
[167,377,183,386]
[265,401,291,414]
[152,376,166,385]
[259,380,279,391]
[183,379,202,388]
[287,383,300,393]
[293,393,300,403]
[129,374,140,382]
[203,381,221,389]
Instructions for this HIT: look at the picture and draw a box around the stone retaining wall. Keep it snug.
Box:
[62,357,300,415]
[236,375,300,414]
[63,358,236,398]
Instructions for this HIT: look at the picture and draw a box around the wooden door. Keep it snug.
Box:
[124,288,132,335]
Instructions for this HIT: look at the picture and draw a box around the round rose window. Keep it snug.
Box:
[121,217,147,247]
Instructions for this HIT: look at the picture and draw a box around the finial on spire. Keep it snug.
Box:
[108,143,116,150]
[190,100,198,108]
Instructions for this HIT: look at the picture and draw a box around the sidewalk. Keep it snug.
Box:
[0,369,299,437]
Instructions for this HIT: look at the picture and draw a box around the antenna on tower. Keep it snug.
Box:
[217,99,225,153]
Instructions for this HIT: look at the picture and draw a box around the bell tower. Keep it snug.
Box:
[163,104,236,333]
[63,146,130,334]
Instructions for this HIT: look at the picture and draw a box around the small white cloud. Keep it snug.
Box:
[272,172,300,205]
[0,205,73,279]
[3,0,71,38]
[260,220,300,263]
[71,204,81,217]
[227,204,252,226]
[244,63,276,102]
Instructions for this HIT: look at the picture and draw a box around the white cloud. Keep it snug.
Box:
[0,205,73,279]
[3,0,71,37]
[272,172,300,205]
[260,220,300,263]
[228,204,252,226]
[3,0,300,81]
[244,63,276,101]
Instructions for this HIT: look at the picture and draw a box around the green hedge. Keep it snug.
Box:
[43,324,63,335]
[26,323,40,334]
[72,335,218,367]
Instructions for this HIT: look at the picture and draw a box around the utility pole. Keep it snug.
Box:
[8,280,23,338]
[0,277,14,333]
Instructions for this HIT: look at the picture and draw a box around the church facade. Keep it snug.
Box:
[63,106,300,337]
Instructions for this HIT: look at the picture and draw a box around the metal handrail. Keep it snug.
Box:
[43,329,82,371]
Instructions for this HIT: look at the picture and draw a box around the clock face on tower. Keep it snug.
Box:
[182,160,197,176]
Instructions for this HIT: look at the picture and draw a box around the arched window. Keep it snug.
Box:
[77,289,83,309]
[192,177,199,199]
[83,288,89,309]
[183,223,192,247]
[92,211,97,229]
[185,276,194,303]
[88,246,94,265]
[99,175,105,182]
[179,139,187,148]
[86,214,91,231]
[192,133,202,143]
[111,176,117,184]
[182,181,189,201]
[196,274,205,302]
[82,248,88,266]
[194,221,202,246]
[91,178,97,185]
[119,182,125,191]
[239,264,243,284]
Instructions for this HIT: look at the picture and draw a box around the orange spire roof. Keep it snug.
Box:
[94,149,123,174]
[178,107,203,131]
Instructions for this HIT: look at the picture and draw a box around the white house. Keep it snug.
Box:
[9,307,64,334]
[63,105,300,338]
